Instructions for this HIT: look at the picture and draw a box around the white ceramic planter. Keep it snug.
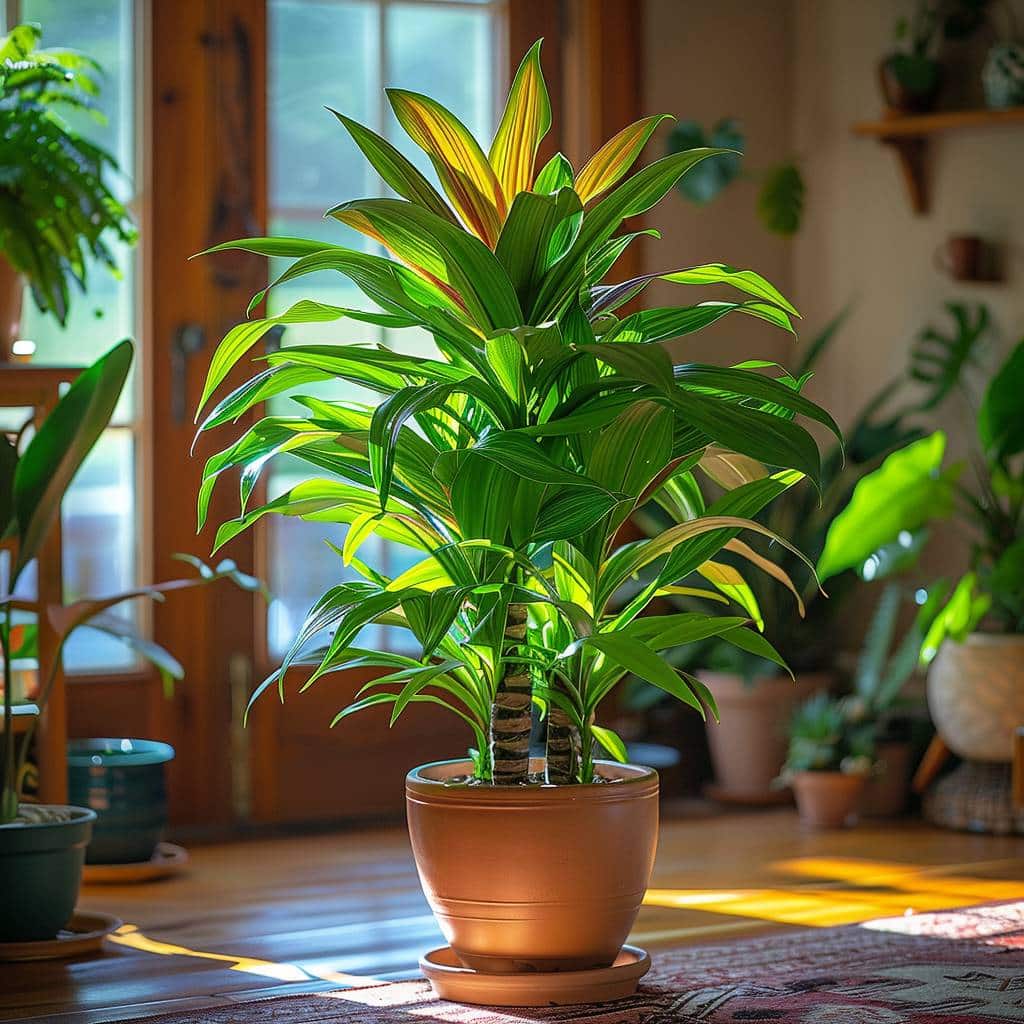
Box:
[927,634,1024,762]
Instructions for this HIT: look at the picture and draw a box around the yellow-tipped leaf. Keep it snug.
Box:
[574,114,673,205]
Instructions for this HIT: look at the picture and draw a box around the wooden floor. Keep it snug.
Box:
[2,804,1023,1023]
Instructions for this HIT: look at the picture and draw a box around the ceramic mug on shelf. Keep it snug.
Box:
[934,235,984,281]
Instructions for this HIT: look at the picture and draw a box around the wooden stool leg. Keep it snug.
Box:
[913,734,951,795]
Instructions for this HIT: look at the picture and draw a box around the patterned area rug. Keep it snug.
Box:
[137,901,1024,1023]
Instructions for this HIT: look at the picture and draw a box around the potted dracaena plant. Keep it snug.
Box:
[0,340,261,943]
[0,25,136,361]
[195,42,838,993]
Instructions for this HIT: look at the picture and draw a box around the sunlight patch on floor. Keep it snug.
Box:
[109,924,378,986]
[641,856,1024,931]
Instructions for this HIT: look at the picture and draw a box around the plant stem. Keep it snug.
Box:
[544,702,577,784]
[489,602,531,784]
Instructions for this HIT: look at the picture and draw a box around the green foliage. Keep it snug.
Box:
[0,341,264,821]
[909,302,987,411]
[0,24,136,325]
[196,41,838,784]
[668,118,805,237]
[782,691,875,775]
[757,163,804,237]
[667,119,743,204]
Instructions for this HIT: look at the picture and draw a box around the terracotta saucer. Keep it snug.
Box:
[0,911,123,962]
[83,842,189,885]
[420,944,651,1006]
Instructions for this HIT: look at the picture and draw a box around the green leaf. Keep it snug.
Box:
[909,302,987,412]
[979,338,1024,460]
[488,39,551,199]
[660,264,799,317]
[757,162,804,236]
[330,109,456,222]
[534,152,574,194]
[592,724,628,762]
[14,340,132,582]
[328,198,523,330]
[532,147,735,320]
[668,118,744,204]
[817,431,954,582]
[585,632,704,717]
[387,87,505,246]
[575,115,674,205]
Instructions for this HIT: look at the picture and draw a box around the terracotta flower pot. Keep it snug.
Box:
[0,255,22,362]
[927,634,1024,762]
[700,671,829,802]
[406,758,658,974]
[791,771,866,829]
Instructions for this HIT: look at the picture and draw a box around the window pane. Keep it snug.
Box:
[16,0,138,672]
[266,0,499,659]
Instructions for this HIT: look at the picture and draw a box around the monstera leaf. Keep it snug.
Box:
[668,118,744,204]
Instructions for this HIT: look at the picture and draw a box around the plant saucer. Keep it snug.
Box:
[82,842,189,885]
[419,944,651,1007]
[0,911,122,961]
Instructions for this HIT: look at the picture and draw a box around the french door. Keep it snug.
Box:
[27,0,640,827]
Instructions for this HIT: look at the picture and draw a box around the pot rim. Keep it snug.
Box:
[0,804,97,831]
[955,632,1024,648]
[407,758,658,807]
[67,738,175,767]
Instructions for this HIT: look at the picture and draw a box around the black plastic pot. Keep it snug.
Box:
[67,738,174,865]
[0,806,95,941]
[879,54,943,114]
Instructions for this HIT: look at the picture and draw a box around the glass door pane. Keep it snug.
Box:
[14,0,140,671]
[264,0,501,660]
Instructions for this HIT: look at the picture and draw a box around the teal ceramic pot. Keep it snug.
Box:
[0,806,95,941]
[67,738,174,865]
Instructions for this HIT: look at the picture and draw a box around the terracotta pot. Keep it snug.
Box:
[0,255,22,362]
[700,671,830,802]
[927,634,1024,762]
[406,758,658,974]
[861,739,913,818]
[791,771,866,829]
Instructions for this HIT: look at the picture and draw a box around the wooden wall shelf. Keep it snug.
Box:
[852,106,1024,213]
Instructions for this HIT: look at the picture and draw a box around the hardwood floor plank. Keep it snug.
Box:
[1,808,1021,1022]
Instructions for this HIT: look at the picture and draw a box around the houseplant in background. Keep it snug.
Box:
[781,692,873,828]
[632,306,948,803]
[0,24,136,360]
[879,0,992,113]
[668,117,805,237]
[0,340,262,942]
[195,40,838,1001]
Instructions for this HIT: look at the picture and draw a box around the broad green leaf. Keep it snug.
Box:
[328,198,523,330]
[574,114,673,205]
[330,109,456,222]
[817,432,953,582]
[488,40,551,200]
[534,152,574,194]
[585,632,704,717]
[199,236,333,259]
[591,724,628,762]
[660,264,799,317]
[196,365,331,434]
[532,147,734,321]
[14,340,132,581]
[195,300,407,418]
[979,339,1024,460]
[388,88,505,246]
[697,561,764,629]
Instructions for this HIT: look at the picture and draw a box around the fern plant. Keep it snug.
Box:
[0,24,136,326]
[196,42,839,785]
